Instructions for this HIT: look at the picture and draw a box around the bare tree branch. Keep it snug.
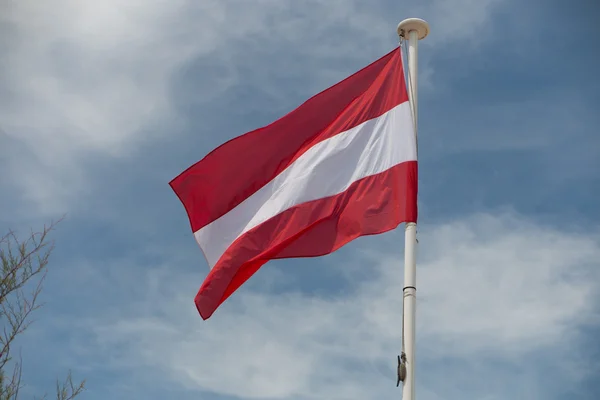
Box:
[0,219,85,399]
[56,371,85,400]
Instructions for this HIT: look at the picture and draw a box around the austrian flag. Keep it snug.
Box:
[170,48,417,319]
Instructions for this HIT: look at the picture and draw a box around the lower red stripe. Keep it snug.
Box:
[195,161,417,319]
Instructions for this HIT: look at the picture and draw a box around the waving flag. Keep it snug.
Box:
[170,48,417,319]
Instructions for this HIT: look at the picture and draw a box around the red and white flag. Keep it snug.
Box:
[170,48,417,319]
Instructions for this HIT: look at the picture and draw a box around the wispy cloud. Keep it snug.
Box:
[31,212,598,400]
[0,0,506,218]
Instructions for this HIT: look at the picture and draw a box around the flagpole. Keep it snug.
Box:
[397,18,429,400]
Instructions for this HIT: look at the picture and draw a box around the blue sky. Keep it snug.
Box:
[1,0,599,399]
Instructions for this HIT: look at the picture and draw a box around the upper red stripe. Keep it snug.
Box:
[170,48,408,233]
[194,160,417,319]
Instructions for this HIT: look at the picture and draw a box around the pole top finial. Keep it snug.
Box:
[397,18,430,40]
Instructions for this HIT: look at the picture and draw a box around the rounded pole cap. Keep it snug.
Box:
[397,18,430,40]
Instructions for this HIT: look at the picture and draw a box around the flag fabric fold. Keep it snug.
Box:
[170,47,417,319]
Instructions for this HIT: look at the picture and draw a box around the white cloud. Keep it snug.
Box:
[68,212,600,400]
[0,0,220,215]
[0,0,505,218]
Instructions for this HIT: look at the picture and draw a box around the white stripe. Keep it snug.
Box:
[195,101,416,268]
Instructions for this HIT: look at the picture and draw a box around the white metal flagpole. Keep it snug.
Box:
[396,17,429,400]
